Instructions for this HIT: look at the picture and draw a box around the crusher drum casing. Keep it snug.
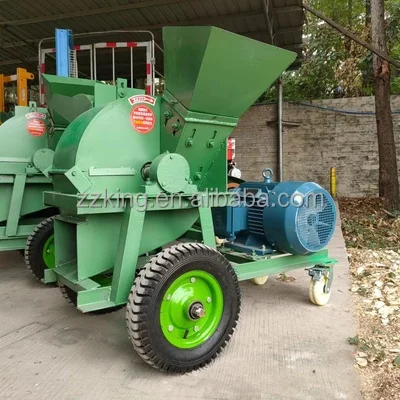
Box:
[0,75,143,283]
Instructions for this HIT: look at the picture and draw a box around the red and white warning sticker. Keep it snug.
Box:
[130,105,155,134]
[26,118,46,137]
[128,94,156,106]
[25,112,46,120]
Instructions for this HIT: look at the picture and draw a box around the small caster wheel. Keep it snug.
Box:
[309,275,331,306]
[251,276,269,286]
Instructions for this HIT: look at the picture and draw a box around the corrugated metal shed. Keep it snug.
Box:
[0,0,303,82]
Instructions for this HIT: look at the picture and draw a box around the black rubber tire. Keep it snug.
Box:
[25,216,55,283]
[59,283,77,306]
[126,243,241,373]
[59,283,124,315]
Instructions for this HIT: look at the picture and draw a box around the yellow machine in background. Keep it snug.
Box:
[0,68,34,124]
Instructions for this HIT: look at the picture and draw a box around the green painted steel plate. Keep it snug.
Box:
[33,148,54,172]
[42,74,95,127]
[163,26,296,117]
[160,270,224,349]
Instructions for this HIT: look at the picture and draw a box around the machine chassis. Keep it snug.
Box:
[43,190,336,312]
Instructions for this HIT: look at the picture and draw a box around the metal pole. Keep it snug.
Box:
[39,50,46,105]
[330,167,337,198]
[151,39,156,95]
[130,47,134,88]
[89,45,93,80]
[93,46,97,80]
[112,47,115,83]
[278,77,283,182]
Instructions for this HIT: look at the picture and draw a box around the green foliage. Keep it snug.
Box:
[262,0,400,102]
[348,335,360,345]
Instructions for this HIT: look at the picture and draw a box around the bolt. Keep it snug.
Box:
[47,250,50,254]
[194,326,199,332]
[172,121,181,131]
[71,171,76,176]
[185,138,194,147]
[163,110,172,119]
[191,304,206,318]
[170,155,174,160]
[190,277,196,283]
[206,297,211,303]
[168,325,174,332]
[194,172,202,181]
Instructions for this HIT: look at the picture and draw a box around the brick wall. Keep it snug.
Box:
[233,96,400,197]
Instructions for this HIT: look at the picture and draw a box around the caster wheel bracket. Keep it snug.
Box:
[307,265,333,294]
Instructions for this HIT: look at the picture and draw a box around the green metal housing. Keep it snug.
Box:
[42,26,335,314]
[0,104,53,250]
[0,76,143,252]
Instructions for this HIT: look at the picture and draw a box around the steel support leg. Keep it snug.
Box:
[5,174,26,236]
[198,205,216,248]
[110,208,145,304]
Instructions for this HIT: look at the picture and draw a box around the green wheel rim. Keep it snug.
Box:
[160,270,224,349]
[42,234,55,269]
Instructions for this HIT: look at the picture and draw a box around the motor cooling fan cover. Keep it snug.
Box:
[263,182,337,255]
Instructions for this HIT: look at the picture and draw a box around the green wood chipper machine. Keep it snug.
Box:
[0,76,142,282]
[43,26,337,373]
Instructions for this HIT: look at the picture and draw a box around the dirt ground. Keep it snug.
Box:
[340,198,400,400]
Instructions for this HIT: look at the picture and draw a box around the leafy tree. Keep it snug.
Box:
[258,0,400,102]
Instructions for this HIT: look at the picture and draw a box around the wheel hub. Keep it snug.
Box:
[188,301,206,320]
[160,270,224,349]
[42,234,55,269]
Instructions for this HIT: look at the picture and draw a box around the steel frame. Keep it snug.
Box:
[43,189,336,312]
[0,163,51,251]
[0,68,34,112]
[38,30,157,105]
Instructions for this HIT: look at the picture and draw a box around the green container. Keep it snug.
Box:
[43,74,96,127]
[161,26,296,191]
[163,26,296,117]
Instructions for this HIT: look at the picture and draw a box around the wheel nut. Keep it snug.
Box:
[194,326,199,332]
[207,297,211,303]
[168,325,173,332]
[190,277,196,283]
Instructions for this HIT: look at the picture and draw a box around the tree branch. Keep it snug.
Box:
[303,3,400,69]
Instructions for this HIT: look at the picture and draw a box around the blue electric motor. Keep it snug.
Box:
[213,169,337,256]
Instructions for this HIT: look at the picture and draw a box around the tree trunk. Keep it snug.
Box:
[371,0,400,210]
[365,0,371,26]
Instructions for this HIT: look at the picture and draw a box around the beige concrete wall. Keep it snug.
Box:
[233,96,400,197]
